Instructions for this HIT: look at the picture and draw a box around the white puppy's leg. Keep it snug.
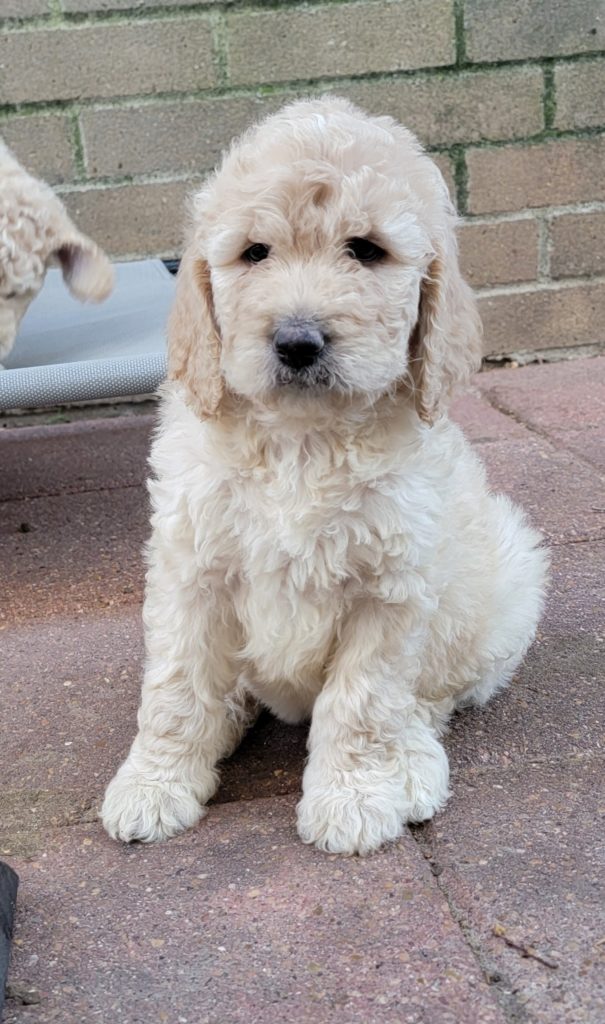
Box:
[102,536,240,843]
[297,603,450,855]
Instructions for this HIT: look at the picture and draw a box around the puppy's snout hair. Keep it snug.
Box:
[273,317,326,370]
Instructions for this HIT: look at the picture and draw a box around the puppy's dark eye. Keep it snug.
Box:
[242,243,270,264]
[346,237,386,263]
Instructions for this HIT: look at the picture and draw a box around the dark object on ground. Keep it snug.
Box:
[0,862,18,1020]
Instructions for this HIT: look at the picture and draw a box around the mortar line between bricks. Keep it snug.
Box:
[476,272,605,298]
[3,100,603,156]
[542,61,556,131]
[461,200,605,226]
[1,61,605,122]
[536,214,551,282]
[48,0,62,24]
[452,0,465,66]
[484,341,605,369]
[209,8,230,88]
[0,0,407,30]
[67,108,86,181]
[0,64,549,117]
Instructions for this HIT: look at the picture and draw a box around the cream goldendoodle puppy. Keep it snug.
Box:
[102,98,548,855]
[0,140,113,364]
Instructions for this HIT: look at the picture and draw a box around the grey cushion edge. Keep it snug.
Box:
[0,353,168,411]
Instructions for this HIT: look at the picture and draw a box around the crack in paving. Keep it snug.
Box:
[0,479,145,504]
[479,386,605,478]
[408,822,531,1024]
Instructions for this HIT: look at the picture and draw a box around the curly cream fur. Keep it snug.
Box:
[102,98,548,855]
[0,140,113,363]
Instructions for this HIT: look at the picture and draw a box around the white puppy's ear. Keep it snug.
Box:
[167,246,224,418]
[55,235,114,303]
[410,225,482,424]
[51,206,114,303]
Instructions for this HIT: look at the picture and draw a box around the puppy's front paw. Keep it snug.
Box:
[298,739,450,855]
[101,767,203,843]
[297,779,406,856]
[403,734,450,823]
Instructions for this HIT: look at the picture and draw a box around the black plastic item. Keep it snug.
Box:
[0,862,18,1020]
[162,258,181,276]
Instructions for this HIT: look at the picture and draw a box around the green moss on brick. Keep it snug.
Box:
[451,145,468,214]
[543,63,557,130]
[68,109,86,180]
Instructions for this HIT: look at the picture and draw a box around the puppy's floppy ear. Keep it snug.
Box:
[409,216,482,424]
[55,234,114,303]
[50,206,114,302]
[167,244,224,419]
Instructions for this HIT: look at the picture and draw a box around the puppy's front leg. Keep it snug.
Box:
[297,602,450,855]
[102,535,239,844]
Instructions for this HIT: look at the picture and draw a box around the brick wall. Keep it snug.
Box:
[1,0,604,360]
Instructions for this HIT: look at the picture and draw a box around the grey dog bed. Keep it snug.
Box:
[0,259,174,411]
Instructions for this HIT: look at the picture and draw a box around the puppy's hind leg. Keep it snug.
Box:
[457,496,549,710]
[221,675,262,761]
[101,535,241,844]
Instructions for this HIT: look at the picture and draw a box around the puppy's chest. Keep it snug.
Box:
[231,455,412,604]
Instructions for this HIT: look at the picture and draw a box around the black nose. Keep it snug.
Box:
[273,320,325,369]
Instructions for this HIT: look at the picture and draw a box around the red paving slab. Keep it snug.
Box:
[0,486,147,627]
[1,357,604,1023]
[2,539,600,848]
[475,436,605,546]
[447,539,604,772]
[0,415,153,502]
[416,758,605,1024]
[450,389,529,444]
[477,355,605,473]
[3,798,505,1024]
[1,400,601,635]
[0,611,308,851]
[0,610,143,845]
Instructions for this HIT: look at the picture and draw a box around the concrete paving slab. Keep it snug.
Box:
[3,797,505,1024]
[218,710,308,806]
[0,610,142,856]
[416,758,605,1024]
[0,487,147,627]
[4,539,601,847]
[451,389,529,444]
[1,404,601,636]
[1,358,603,1024]
[447,539,604,772]
[0,609,308,852]
[475,437,605,545]
[2,394,602,847]
[477,356,605,472]
[0,416,153,503]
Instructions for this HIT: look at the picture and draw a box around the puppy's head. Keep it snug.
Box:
[169,97,481,423]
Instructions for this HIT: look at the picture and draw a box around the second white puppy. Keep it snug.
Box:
[102,98,548,855]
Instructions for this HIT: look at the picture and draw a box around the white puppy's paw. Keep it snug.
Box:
[101,767,204,843]
[298,739,450,855]
[297,782,406,856]
[403,731,451,823]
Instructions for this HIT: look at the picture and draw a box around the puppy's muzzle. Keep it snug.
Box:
[273,318,326,370]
